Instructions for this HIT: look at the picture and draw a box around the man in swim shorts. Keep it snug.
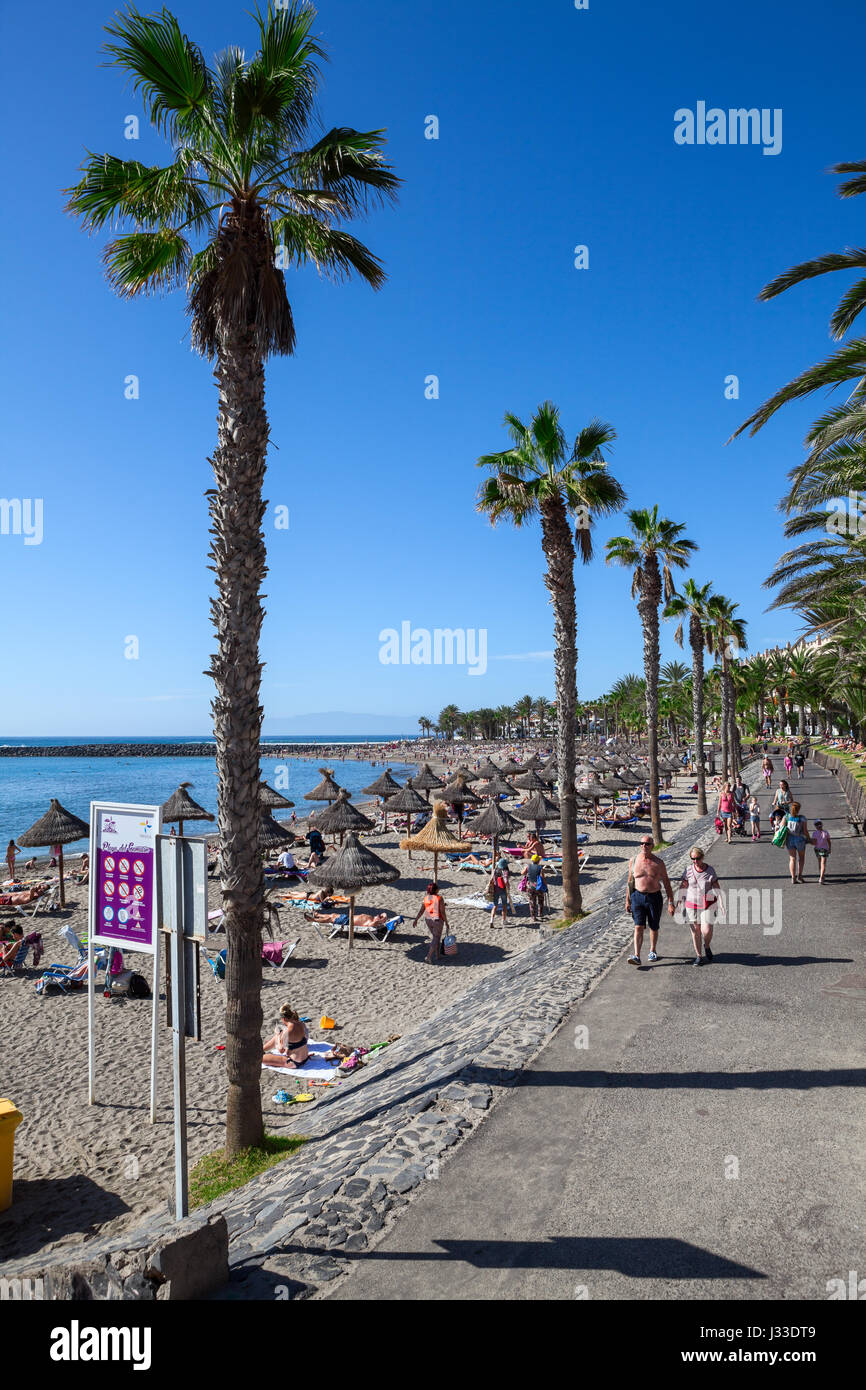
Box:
[625,834,676,966]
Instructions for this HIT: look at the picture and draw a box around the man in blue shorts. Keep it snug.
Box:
[625,835,676,966]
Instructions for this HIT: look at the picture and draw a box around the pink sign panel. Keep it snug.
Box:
[91,806,159,952]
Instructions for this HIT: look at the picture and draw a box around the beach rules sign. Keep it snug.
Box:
[89,802,161,953]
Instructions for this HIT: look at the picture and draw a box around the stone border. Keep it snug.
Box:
[811,749,866,828]
[5,766,759,1300]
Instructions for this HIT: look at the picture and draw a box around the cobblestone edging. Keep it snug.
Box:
[8,767,757,1301]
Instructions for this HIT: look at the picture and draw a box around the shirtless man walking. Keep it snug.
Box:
[625,834,676,966]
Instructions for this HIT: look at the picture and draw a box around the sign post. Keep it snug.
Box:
[156,835,206,1220]
[87,803,161,1117]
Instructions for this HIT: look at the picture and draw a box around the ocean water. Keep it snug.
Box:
[0,737,417,855]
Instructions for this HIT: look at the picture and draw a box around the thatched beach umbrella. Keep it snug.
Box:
[475,758,501,779]
[576,777,608,829]
[439,774,481,838]
[465,800,522,862]
[451,764,481,784]
[498,757,522,775]
[521,752,543,771]
[401,800,471,881]
[308,831,400,949]
[260,781,295,810]
[362,768,402,829]
[513,768,549,792]
[602,774,631,813]
[18,799,89,907]
[384,780,429,844]
[304,767,343,804]
[480,773,518,800]
[161,782,215,838]
[313,788,374,845]
[412,763,444,802]
[514,789,560,835]
[259,812,295,851]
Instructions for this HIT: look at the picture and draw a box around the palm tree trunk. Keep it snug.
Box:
[720,658,730,783]
[209,323,268,1157]
[540,499,582,917]
[639,562,663,845]
[690,616,707,816]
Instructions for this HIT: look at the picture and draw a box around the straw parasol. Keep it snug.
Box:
[312,788,374,845]
[412,763,444,802]
[498,757,522,775]
[479,772,518,800]
[400,800,472,880]
[439,774,481,838]
[576,777,608,829]
[259,813,295,851]
[18,799,89,907]
[161,782,215,838]
[307,831,400,949]
[362,768,403,829]
[260,781,295,810]
[512,768,549,792]
[303,767,343,803]
[465,800,522,862]
[514,789,560,834]
[475,758,501,779]
[384,779,429,844]
[520,752,543,770]
[452,764,481,782]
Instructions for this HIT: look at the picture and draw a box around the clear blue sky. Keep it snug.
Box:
[2,0,863,734]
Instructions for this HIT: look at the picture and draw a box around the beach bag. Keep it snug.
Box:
[484,878,496,902]
[518,872,528,893]
[714,817,724,834]
[128,972,150,999]
[442,933,457,956]
[772,823,788,847]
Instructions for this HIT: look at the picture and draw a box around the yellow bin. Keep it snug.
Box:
[0,1099,23,1211]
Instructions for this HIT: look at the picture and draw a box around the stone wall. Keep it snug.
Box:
[811,749,866,828]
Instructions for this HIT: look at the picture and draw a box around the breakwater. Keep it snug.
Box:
[0,743,413,760]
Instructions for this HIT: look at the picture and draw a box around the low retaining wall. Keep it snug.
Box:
[811,749,866,828]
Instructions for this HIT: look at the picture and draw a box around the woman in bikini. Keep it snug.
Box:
[262,1003,309,1068]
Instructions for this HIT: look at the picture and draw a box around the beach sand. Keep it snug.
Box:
[0,766,705,1266]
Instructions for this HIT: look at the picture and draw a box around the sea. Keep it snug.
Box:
[0,736,418,855]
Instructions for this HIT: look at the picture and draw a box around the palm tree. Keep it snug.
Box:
[533,696,550,739]
[606,508,697,842]
[438,705,461,741]
[663,580,715,814]
[418,716,433,740]
[65,4,399,1155]
[766,651,790,738]
[478,403,625,918]
[514,695,534,739]
[495,704,514,739]
[743,654,771,736]
[659,661,689,739]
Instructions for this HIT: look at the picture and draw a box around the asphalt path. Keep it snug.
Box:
[324,760,865,1300]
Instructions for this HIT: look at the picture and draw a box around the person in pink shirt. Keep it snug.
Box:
[811,820,832,884]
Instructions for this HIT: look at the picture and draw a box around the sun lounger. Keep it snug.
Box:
[326,913,403,943]
[601,815,639,829]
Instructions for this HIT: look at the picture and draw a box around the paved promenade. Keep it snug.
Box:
[325,760,865,1300]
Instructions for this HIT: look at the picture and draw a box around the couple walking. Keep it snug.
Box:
[625,835,721,968]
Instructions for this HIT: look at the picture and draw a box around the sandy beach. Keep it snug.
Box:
[0,752,706,1265]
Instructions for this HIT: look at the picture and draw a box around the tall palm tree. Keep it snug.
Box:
[65,4,399,1155]
[514,695,534,739]
[660,660,689,739]
[606,508,697,842]
[663,579,715,814]
[743,654,771,736]
[438,705,461,741]
[478,403,625,918]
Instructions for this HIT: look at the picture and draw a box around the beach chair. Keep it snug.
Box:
[34,957,96,995]
[261,939,300,968]
[327,914,402,944]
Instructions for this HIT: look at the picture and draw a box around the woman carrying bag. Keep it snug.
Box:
[785,801,810,884]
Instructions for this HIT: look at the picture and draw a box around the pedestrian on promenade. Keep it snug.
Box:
[718,783,735,843]
[794,748,806,780]
[784,752,793,776]
[770,780,792,829]
[786,801,810,883]
[679,847,721,965]
[625,834,676,966]
[761,755,774,788]
[811,819,832,883]
[748,794,761,840]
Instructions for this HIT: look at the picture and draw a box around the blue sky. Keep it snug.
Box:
[1,0,863,735]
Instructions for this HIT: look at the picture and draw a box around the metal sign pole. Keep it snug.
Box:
[167,839,189,1219]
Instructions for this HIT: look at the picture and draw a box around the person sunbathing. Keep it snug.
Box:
[283,886,329,903]
[308,909,389,930]
[455,853,492,867]
[262,1004,309,1068]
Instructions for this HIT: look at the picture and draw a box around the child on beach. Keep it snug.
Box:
[748,795,761,840]
[811,820,832,883]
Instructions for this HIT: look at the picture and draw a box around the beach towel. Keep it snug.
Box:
[262,1040,354,1081]
[444,893,491,910]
